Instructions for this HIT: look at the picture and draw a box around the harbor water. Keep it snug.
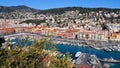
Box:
[56,44,120,68]
[10,38,120,68]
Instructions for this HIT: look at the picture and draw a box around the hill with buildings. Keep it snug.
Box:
[0,5,120,28]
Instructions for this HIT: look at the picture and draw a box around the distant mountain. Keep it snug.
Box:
[37,7,120,14]
[0,5,38,13]
[0,5,120,14]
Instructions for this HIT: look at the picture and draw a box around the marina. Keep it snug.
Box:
[56,44,120,68]
[9,37,120,68]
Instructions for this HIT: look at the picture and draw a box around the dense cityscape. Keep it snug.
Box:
[0,1,120,68]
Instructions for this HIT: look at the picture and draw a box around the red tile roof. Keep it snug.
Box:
[66,29,79,33]
[78,65,91,68]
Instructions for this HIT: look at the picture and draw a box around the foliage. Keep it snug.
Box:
[20,19,46,25]
[0,37,73,68]
[100,23,108,30]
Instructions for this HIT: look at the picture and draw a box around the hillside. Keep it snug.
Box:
[0,5,38,13]
[0,6,120,14]
[37,7,120,14]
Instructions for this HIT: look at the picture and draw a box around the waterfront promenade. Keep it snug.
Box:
[1,33,41,40]
[0,32,107,47]
[1,32,120,52]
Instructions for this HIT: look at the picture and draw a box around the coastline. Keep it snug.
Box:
[4,34,120,68]
[54,38,120,52]
[2,33,120,52]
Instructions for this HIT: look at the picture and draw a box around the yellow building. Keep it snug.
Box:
[116,34,120,39]
[78,30,108,41]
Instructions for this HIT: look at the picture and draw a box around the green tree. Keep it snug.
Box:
[0,38,73,68]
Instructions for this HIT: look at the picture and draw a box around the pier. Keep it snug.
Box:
[1,33,41,40]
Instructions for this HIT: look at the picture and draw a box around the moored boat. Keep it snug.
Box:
[100,58,120,63]
[103,47,112,52]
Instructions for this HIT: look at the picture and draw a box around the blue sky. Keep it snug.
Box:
[0,0,120,9]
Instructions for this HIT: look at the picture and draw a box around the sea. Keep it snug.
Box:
[10,38,120,68]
